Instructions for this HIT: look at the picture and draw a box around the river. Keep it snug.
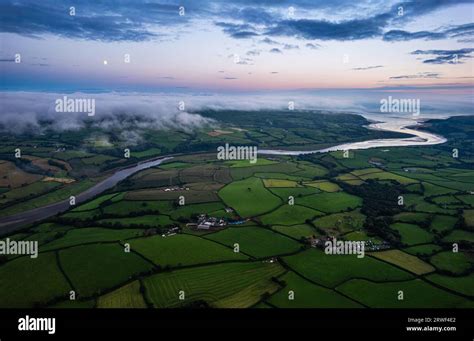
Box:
[0,118,447,236]
[259,118,446,155]
[0,157,172,236]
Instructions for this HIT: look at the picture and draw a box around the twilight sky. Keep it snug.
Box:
[0,0,473,92]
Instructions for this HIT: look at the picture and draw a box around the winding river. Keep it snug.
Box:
[0,118,446,236]
[0,157,172,236]
[259,118,447,155]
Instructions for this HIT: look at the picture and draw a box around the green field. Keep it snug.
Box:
[97,281,147,308]
[219,177,282,217]
[41,227,143,251]
[337,279,469,308]
[0,179,96,217]
[463,210,474,228]
[0,252,70,308]
[403,244,443,257]
[205,226,301,258]
[430,251,473,275]
[393,212,431,224]
[304,180,341,192]
[313,210,366,235]
[296,192,362,213]
[263,178,299,188]
[226,158,277,168]
[266,272,362,308]
[390,222,434,245]
[59,243,153,297]
[169,202,227,220]
[72,193,120,212]
[283,249,413,287]
[143,262,285,308]
[426,273,474,297]
[0,114,472,309]
[369,250,435,275]
[130,234,248,267]
[101,200,173,216]
[430,215,458,233]
[98,215,174,228]
[260,204,323,225]
[442,230,474,243]
[50,299,96,308]
[272,224,318,239]
[268,187,320,200]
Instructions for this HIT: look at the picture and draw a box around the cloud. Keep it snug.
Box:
[283,43,299,50]
[0,92,215,134]
[246,49,261,56]
[4,0,471,45]
[269,48,282,54]
[383,23,474,42]
[0,1,181,42]
[352,65,384,71]
[266,13,390,41]
[383,30,445,41]
[305,43,320,49]
[216,1,473,42]
[223,77,238,80]
[214,22,259,39]
[260,37,280,45]
[1,89,472,136]
[223,7,274,25]
[389,72,441,79]
[411,48,474,64]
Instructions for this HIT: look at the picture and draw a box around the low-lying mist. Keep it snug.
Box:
[0,90,471,136]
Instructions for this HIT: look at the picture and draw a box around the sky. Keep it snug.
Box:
[1,0,473,92]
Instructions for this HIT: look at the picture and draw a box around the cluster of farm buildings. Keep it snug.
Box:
[308,235,390,251]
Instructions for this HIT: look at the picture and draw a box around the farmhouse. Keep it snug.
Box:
[195,214,227,230]
[197,222,213,230]
[162,226,181,237]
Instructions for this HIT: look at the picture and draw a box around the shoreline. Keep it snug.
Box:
[259,118,447,156]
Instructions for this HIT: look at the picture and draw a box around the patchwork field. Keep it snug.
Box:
[130,234,248,267]
[260,204,323,225]
[0,252,70,308]
[267,272,362,308]
[337,279,471,308]
[219,177,282,217]
[283,249,413,287]
[296,192,362,213]
[369,250,435,275]
[59,243,153,297]
[205,226,301,258]
[97,281,147,308]
[143,262,285,308]
[0,115,472,309]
